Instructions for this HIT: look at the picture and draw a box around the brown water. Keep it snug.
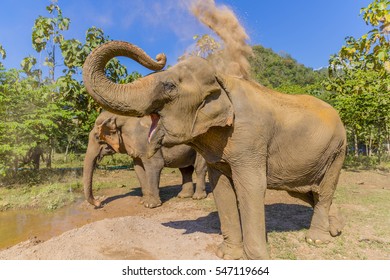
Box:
[0,198,88,249]
[0,188,143,250]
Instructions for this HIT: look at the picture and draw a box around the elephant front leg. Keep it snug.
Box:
[233,166,269,259]
[134,158,162,208]
[208,167,243,259]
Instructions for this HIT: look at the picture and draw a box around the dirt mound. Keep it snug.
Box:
[0,215,220,260]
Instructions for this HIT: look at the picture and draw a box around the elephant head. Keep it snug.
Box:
[83,41,234,156]
[96,117,122,153]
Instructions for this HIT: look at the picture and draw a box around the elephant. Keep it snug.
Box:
[82,41,347,260]
[83,110,208,208]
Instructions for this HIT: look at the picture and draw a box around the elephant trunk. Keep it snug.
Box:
[82,41,167,117]
[83,132,102,208]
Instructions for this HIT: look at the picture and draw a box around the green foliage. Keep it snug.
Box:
[32,3,70,81]
[329,0,389,76]
[250,45,326,89]
[326,0,390,161]
[0,3,142,177]
[0,69,73,175]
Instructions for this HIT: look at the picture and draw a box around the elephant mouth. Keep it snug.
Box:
[146,113,165,158]
[148,113,160,143]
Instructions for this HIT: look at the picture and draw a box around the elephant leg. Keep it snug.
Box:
[139,158,163,208]
[306,151,345,244]
[232,165,269,259]
[177,166,195,198]
[192,153,207,200]
[208,167,243,260]
[133,158,150,204]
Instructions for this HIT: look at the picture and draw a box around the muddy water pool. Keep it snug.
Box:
[0,198,90,249]
[0,187,143,250]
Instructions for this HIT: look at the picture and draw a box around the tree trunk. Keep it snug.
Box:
[353,130,358,157]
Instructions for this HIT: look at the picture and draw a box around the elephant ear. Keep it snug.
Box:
[97,117,121,152]
[191,81,234,138]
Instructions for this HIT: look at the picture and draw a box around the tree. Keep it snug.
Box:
[326,0,390,161]
[0,2,142,176]
[0,69,72,175]
[31,2,70,82]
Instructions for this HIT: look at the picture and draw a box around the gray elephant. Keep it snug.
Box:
[83,111,207,208]
[82,41,346,259]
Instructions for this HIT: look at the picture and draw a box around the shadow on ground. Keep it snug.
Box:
[161,203,313,234]
[100,184,312,234]
[101,184,212,206]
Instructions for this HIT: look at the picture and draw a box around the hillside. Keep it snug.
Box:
[249,45,326,89]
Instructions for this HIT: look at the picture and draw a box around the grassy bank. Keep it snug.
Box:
[0,153,133,211]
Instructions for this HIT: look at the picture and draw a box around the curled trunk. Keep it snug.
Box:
[83,41,167,116]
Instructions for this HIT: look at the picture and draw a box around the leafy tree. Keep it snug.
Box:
[0,69,72,175]
[326,0,390,161]
[0,2,142,176]
[32,2,70,82]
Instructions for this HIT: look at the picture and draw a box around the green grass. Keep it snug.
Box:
[268,232,299,259]
[51,152,134,169]
[0,152,135,211]
[343,155,390,171]
[0,181,82,211]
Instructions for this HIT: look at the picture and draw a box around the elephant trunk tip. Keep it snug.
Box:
[87,197,102,208]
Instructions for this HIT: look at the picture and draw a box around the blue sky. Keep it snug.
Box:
[0,0,373,75]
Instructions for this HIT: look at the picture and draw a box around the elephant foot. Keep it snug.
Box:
[306,204,344,244]
[177,186,194,198]
[305,228,332,245]
[140,196,162,208]
[216,242,244,260]
[192,191,207,200]
[329,205,345,237]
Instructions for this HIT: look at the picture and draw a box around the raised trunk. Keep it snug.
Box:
[83,41,167,116]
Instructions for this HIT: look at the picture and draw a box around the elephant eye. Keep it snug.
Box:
[162,81,176,93]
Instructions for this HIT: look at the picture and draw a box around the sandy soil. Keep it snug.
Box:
[0,169,389,260]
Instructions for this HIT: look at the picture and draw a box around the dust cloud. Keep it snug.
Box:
[190,0,253,79]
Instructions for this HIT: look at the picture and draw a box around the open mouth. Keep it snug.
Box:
[148,113,160,143]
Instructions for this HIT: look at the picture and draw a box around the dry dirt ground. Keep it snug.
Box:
[0,169,389,260]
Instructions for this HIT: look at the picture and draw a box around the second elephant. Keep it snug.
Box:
[83,111,207,208]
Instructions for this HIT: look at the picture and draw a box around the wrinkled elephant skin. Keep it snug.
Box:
[83,111,207,208]
[82,41,347,259]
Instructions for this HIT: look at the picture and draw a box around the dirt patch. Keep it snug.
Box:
[0,169,389,260]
